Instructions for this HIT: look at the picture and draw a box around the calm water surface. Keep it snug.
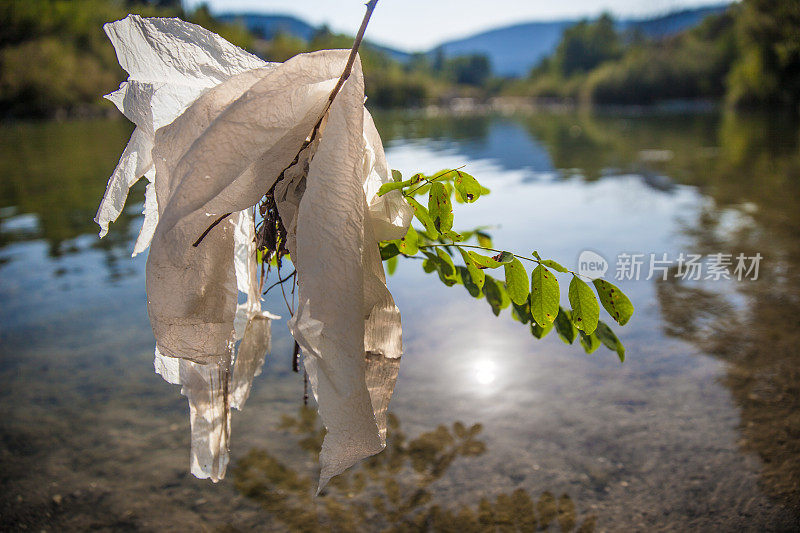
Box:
[1,110,798,531]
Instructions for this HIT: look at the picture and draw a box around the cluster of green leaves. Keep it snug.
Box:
[379,169,634,361]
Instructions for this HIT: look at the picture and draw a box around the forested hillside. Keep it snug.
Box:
[506,0,800,111]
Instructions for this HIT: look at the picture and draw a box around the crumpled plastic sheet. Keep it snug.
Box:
[95,15,413,489]
[97,15,269,249]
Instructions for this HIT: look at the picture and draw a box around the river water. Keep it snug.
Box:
[1,109,798,531]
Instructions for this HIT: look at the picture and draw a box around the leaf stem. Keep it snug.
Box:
[403,165,467,197]
[417,242,592,280]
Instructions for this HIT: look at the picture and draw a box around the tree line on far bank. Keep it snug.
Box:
[508,0,799,111]
[0,0,492,118]
[1,0,797,119]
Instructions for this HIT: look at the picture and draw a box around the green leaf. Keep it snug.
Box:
[430,169,457,181]
[579,331,601,353]
[504,258,529,306]
[422,250,457,286]
[569,276,600,335]
[436,248,456,278]
[380,243,400,260]
[553,307,577,345]
[391,169,403,182]
[595,321,626,362]
[511,296,532,324]
[592,279,634,326]
[483,275,510,316]
[406,197,438,237]
[454,171,482,203]
[475,231,493,248]
[530,265,560,326]
[386,255,398,275]
[458,248,485,289]
[377,181,405,196]
[540,259,568,273]
[494,251,515,264]
[410,183,431,196]
[443,230,465,241]
[450,264,463,285]
[398,226,418,255]
[467,251,503,269]
[422,257,436,273]
[428,182,453,233]
[457,266,483,298]
[531,320,553,339]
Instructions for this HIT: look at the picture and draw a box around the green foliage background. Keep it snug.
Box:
[509,0,799,111]
[2,0,797,117]
[0,0,493,118]
[0,0,256,117]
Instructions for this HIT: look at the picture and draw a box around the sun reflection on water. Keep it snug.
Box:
[473,359,497,386]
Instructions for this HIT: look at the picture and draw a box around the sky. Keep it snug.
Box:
[183,0,732,51]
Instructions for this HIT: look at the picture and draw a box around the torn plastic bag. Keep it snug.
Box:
[96,14,412,488]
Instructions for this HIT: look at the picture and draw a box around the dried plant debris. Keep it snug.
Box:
[96,14,412,489]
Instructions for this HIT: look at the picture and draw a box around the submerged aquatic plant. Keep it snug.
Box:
[233,407,598,532]
[96,1,633,490]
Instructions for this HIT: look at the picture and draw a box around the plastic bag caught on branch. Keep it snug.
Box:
[95,15,412,488]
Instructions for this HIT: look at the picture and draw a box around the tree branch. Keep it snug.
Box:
[316,0,379,123]
[193,0,379,247]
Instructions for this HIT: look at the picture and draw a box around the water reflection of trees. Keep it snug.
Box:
[234,407,596,532]
[650,111,800,512]
[0,119,140,262]
[372,112,492,145]
[521,110,722,181]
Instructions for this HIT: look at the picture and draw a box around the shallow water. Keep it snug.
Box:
[1,110,798,531]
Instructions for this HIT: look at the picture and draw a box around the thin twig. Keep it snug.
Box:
[417,242,594,281]
[192,212,231,247]
[403,165,467,197]
[292,341,301,372]
[303,369,309,406]
[263,0,379,197]
[312,0,378,130]
[193,0,379,247]
[262,268,297,295]
[278,266,294,315]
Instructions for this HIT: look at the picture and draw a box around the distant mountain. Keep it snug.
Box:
[434,3,731,77]
[365,43,412,64]
[216,13,317,41]
[218,4,731,77]
[216,13,411,63]
[433,21,574,78]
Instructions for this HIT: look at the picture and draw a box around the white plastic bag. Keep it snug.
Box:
[96,15,412,488]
